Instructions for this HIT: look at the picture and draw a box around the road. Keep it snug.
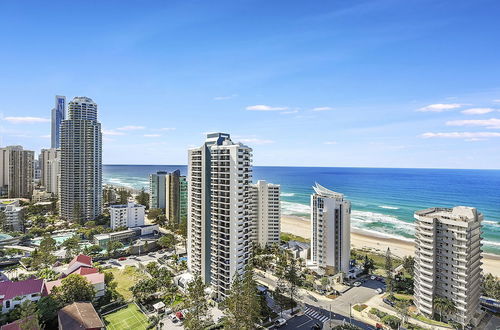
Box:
[257,272,384,329]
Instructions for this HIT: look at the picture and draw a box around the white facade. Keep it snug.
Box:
[250,180,280,247]
[0,199,24,232]
[40,148,61,196]
[60,97,102,222]
[109,202,146,230]
[414,206,483,327]
[310,183,351,274]
[187,133,253,300]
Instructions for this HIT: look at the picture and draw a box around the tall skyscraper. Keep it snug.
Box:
[0,146,34,198]
[310,183,351,274]
[40,148,61,196]
[60,97,102,222]
[51,95,66,148]
[187,133,253,300]
[149,171,168,210]
[414,206,483,327]
[250,180,281,247]
[165,170,188,225]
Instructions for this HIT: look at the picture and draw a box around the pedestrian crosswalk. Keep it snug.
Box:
[303,307,330,323]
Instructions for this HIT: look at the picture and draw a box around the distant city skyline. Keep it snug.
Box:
[1,1,500,169]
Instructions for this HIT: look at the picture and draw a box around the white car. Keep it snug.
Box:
[376,288,384,294]
[353,281,362,287]
[274,318,287,327]
[370,275,376,280]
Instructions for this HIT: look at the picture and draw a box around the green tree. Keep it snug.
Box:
[136,188,149,209]
[131,278,157,303]
[363,255,375,274]
[118,190,131,204]
[0,211,8,231]
[433,296,457,322]
[36,268,59,281]
[32,234,57,267]
[83,244,103,257]
[284,254,301,313]
[395,300,411,326]
[402,256,415,277]
[61,235,81,259]
[52,273,96,304]
[158,233,176,252]
[224,269,261,329]
[184,275,211,330]
[147,208,166,226]
[385,248,394,295]
[107,240,124,257]
[38,295,64,328]
[72,203,84,225]
[482,273,500,300]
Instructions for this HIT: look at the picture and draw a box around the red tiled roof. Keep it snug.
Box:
[70,267,99,276]
[0,279,44,302]
[0,316,39,330]
[44,273,105,295]
[68,254,92,268]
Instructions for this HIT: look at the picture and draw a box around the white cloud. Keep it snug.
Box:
[144,134,161,137]
[239,138,275,145]
[246,105,288,111]
[280,110,299,115]
[102,129,126,136]
[417,103,463,112]
[420,132,500,139]
[312,107,333,111]
[213,94,237,101]
[157,127,176,131]
[460,108,494,115]
[3,116,50,123]
[324,141,338,145]
[445,118,500,129]
[117,125,145,131]
[493,99,500,103]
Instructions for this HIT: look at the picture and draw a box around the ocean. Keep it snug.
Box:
[103,165,500,255]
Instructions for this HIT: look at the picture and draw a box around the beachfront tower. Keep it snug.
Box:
[60,97,102,222]
[250,180,281,248]
[51,95,66,148]
[414,206,483,328]
[187,133,253,300]
[310,183,351,274]
[149,171,168,210]
[149,170,187,225]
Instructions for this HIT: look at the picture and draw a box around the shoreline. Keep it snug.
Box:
[281,215,500,277]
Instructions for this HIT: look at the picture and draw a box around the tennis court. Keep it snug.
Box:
[104,303,150,330]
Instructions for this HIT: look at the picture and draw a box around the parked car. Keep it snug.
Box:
[370,275,376,280]
[118,257,127,261]
[170,314,178,323]
[353,281,362,287]
[376,288,384,294]
[383,298,396,307]
[274,318,287,327]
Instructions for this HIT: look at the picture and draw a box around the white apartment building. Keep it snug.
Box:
[187,133,253,300]
[310,183,351,275]
[414,206,483,327]
[0,199,24,232]
[250,180,281,247]
[40,148,61,196]
[0,146,34,198]
[109,202,146,230]
[60,97,102,222]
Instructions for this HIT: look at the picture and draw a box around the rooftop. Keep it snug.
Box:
[0,279,44,302]
[415,206,481,222]
[312,182,344,199]
[58,302,104,330]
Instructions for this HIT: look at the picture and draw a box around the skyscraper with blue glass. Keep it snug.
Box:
[51,95,66,148]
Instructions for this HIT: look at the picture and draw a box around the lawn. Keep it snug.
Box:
[104,303,150,330]
[104,265,146,300]
[280,232,310,244]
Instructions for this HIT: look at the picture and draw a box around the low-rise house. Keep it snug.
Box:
[58,302,104,330]
[0,278,44,313]
[1,316,40,330]
[109,202,145,230]
[44,254,105,298]
[283,240,310,260]
[93,224,159,249]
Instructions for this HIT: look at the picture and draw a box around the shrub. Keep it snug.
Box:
[353,304,368,312]
[381,315,401,329]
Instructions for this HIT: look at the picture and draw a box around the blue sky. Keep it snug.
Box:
[1,0,500,168]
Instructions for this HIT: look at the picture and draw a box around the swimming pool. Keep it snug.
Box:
[31,232,76,246]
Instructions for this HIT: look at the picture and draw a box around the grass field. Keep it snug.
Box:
[104,303,149,330]
[104,265,146,300]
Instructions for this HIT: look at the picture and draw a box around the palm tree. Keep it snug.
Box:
[433,296,456,322]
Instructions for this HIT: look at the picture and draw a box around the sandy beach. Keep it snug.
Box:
[281,215,500,277]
